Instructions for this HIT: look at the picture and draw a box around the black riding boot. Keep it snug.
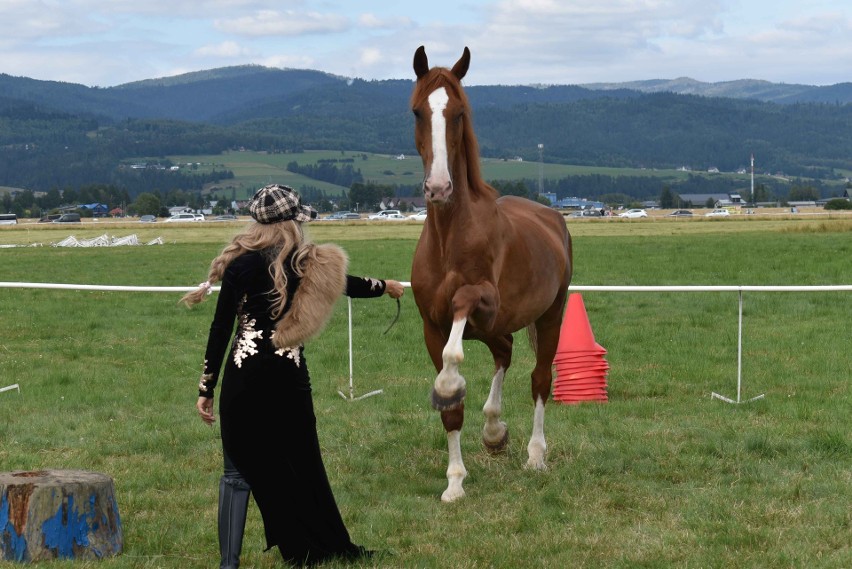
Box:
[218,475,251,569]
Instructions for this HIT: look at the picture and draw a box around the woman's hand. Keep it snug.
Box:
[197,396,216,425]
[384,279,405,299]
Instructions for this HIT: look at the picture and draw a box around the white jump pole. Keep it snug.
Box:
[338,281,411,402]
[1,384,21,395]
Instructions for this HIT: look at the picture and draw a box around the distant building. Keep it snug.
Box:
[676,192,743,208]
[78,203,109,216]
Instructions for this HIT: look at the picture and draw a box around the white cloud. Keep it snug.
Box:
[359,47,383,66]
[194,41,252,58]
[357,13,413,29]
[215,10,350,36]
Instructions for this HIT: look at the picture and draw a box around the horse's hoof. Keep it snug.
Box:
[483,427,509,454]
[441,487,466,502]
[524,458,548,471]
[431,387,466,411]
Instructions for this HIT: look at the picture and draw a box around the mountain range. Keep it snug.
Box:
[4,65,852,123]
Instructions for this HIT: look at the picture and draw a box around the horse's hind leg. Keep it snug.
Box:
[526,294,567,470]
[482,334,513,453]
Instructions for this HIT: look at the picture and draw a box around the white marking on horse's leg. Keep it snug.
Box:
[434,318,466,398]
[482,367,509,450]
[442,429,467,502]
[525,396,547,470]
[426,87,452,195]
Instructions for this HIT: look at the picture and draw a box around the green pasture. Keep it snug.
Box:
[1,218,850,568]
[164,150,745,199]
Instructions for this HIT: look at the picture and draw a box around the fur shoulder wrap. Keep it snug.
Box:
[272,243,348,349]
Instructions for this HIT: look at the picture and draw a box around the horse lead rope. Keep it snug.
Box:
[383,298,401,335]
[383,281,411,335]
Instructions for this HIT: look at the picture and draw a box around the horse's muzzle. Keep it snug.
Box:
[423,179,453,202]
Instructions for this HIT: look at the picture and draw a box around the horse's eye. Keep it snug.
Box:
[454,113,463,124]
[413,109,422,120]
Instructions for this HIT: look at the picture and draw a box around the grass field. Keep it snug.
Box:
[1,217,850,568]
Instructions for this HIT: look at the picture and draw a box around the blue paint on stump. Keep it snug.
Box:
[41,493,94,558]
[0,493,29,562]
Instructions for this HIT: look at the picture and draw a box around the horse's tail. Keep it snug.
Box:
[525,323,538,354]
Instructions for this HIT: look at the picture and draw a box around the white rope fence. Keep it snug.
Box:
[2,282,850,403]
[569,284,852,404]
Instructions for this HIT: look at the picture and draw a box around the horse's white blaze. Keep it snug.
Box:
[427,87,451,191]
[435,318,467,397]
[526,396,547,470]
[482,367,507,445]
[442,429,467,502]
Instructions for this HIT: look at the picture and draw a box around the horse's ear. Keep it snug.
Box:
[451,47,470,80]
[413,46,429,79]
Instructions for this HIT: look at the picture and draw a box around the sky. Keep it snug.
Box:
[2,0,851,88]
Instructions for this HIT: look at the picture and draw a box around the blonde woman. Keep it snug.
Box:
[182,184,403,568]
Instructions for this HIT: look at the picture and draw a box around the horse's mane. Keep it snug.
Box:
[411,69,499,201]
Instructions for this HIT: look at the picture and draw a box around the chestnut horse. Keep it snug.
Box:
[410,46,573,502]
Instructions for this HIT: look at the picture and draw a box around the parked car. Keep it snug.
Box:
[409,211,428,221]
[139,215,157,223]
[323,211,363,220]
[165,213,204,222]
[566,209,602,218]
[211,214,238,221]
[368,209,402,220]
[618,209,648,218]
[668,209,693,217]
[52,213,81,223]
[38,214,62,223]
[705,209,730,217]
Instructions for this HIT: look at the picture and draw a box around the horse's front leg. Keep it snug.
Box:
[423,320,468,501]
[433,283,499,411]
[440,406,467,502]
[431,317,467,411]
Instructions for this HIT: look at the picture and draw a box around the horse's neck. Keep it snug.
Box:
[428,175,499,255]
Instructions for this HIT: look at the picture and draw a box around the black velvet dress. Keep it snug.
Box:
[199,249,386,566]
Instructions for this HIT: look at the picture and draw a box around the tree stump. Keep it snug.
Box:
[0,470,123,562]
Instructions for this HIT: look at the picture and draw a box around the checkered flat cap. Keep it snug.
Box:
[249,184,317,224]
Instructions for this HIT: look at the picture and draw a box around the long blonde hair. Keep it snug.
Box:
[180,221,312,318]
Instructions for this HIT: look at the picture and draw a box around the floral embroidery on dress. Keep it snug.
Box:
[233,295,262,368]
[362,277,383,292]
[199,372,214,393]
[275,345,302,366]
[198,359,214,393]
[271,331,302,367]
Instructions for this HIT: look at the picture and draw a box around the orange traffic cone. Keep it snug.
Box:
[552,293,609,404]
[555,293,606,356]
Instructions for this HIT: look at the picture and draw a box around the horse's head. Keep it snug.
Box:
[411,46,471,203]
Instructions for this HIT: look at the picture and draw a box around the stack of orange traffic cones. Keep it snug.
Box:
[552,293,609,403]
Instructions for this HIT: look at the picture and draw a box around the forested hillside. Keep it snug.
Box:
[2,66,851,201]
